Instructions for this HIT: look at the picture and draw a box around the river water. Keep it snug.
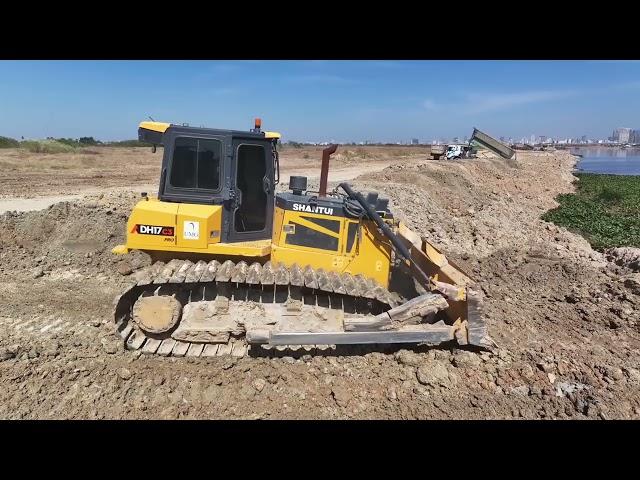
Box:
[572,147,640,175]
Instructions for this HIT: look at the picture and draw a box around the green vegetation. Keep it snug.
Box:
[0,136,19,148]
[106,139,152,147]
[4,136,154,154]
[20,140,77,154]
[542,173,640,250]
[46,137,155,148]
[45,136,102,147]
[53,138,79,147]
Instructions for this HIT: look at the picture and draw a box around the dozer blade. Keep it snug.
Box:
[396,222,494,349]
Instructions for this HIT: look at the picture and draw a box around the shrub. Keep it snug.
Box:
[20,140,76,154]
[106,140,153,147]
[0,136,19,148]
[53,138,81,147]
[79,137,100,146]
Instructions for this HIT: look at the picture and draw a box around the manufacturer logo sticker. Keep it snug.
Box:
[183,221,200,240]
[292,203,334,215]
[132,224,174,236]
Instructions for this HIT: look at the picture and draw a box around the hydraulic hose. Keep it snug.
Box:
[338,182,432,288]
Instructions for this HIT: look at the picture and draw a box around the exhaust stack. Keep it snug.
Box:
[318,144,338,197]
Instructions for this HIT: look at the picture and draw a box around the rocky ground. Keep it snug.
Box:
[0,149,638,419]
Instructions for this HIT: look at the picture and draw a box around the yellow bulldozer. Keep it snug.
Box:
[112,119,492,357]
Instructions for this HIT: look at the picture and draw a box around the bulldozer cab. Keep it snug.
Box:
[139,121,280,243]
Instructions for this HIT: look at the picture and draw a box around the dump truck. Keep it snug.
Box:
[445,144,476,160]
[433,129,515,162]
[432,144,475,160]
[430,144,446,160]
[111,119,493,358]
[469,128,516,160]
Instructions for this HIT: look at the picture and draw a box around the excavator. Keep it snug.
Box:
[112,119,493,357]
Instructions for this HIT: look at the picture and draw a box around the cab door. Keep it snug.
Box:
[224,139,274,242]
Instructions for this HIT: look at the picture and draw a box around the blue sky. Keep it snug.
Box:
[0,60,639,142]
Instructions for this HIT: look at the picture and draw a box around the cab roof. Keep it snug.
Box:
[138,121,281,139]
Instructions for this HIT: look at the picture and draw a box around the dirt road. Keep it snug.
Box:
[0,147,638,419]
[0,145,424,213]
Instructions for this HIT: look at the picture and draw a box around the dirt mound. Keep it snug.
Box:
[606,247,640,271]
[359,152,600,263]
[0,192,149,279]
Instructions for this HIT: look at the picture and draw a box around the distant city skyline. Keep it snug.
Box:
[284,126,640,147]
[1,60,639,142]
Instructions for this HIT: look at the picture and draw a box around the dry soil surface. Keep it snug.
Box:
[0,145,427,205]
[0,148,639,419]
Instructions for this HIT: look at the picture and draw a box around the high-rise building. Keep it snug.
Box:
[530,134,536,144]
[630,129,640,144]
[411,138,419,145]
[612,128,632,143]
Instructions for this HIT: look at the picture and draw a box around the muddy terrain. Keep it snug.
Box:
[0,148,638,419]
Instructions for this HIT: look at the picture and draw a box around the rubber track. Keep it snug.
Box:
[113,260,403,358]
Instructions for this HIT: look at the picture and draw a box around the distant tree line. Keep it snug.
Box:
[46,137,153,147]
[0,136,20,148]
[47,136,102,147]
[0,135,154,149]
[3,135,426,150]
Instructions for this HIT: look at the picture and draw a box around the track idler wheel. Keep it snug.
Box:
[132,295,182,335]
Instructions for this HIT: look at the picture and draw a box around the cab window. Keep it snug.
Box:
[170,137,221,191]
